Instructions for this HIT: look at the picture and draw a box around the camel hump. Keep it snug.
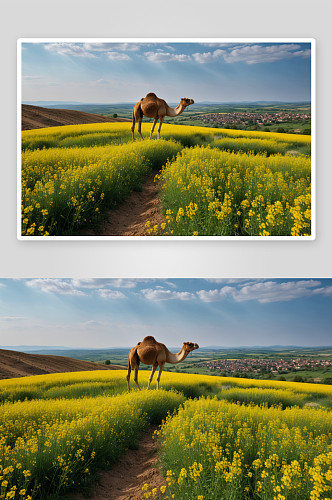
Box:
[145,92,157,99]
[142,335,156,344]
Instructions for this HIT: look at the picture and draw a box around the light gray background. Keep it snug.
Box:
[2,0,330,279]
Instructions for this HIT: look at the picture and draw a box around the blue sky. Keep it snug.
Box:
[0,278,330,349]
[21,40,312,104]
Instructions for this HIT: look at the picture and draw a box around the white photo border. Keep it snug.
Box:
[17,37,316,241]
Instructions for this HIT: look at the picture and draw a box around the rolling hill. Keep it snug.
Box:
[0,348,124,380]
[21,104,131,131]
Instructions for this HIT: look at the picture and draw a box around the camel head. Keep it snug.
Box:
[183,341,199,354]
[180,97,195,109]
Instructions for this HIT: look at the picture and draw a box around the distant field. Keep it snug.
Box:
[44,101,311,117]
[44,102,311,132]
[181,117,311,134]
[26,346,332,363]
[25,346,332,382]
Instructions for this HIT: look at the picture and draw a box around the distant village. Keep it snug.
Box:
[193,111,311,128]
[199,357,331,375]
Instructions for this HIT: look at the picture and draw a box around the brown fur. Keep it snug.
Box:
[127,336,199,391]
[131,93,194,140]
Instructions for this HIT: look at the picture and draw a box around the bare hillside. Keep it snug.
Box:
[22,104,131,131]
[0,348,124,380]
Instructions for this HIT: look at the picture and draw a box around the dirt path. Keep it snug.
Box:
[91,171,166,236]
[71,425,164,500]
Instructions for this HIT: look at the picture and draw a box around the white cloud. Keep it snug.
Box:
[192,51,221,64]
[201,43,239,48]
[97,289,126,299]
[71,278,150,289]
[163,45,176,51]
[164,281,177,288]
[193,44,310,65]
[84,42,151,52]
[27,279,87,296]
[45,43,97,58]
[196,287,234,302]
[223,44,309,64]
[144,51,191,63]
[197,280,332,304]
[204,278,261,285]
[141,289,195,301]
[312,286,332,296]
[107,52,131,61]
[232,280,322,302]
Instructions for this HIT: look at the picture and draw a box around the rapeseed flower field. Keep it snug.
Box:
[21,122,311,237]
[1,370,330,499]
[156,146,311,237]
[157,398,332,500]
[21,133,182,236]
[0,371,185,499]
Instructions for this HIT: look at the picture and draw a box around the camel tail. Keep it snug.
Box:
[129,346,140,369]
[138,103,143,120]
[133,102,143,122]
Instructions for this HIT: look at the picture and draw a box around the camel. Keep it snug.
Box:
[131,93,194,140]
[126,335,199,391]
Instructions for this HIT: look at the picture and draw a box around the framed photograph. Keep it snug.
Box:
[0,277,331,499]
[18,38,315,240]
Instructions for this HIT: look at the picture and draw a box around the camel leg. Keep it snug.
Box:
[131,118,136,141]
[147,364,158,390]
[138,119,144,140]
[156,362,165,390]
[149,118,158,139]
[157,116,165,140]
[134,365,142,391]
[126,365,131,391]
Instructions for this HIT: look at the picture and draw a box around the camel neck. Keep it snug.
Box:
[166,347,189,364]
[166,103,185,118]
